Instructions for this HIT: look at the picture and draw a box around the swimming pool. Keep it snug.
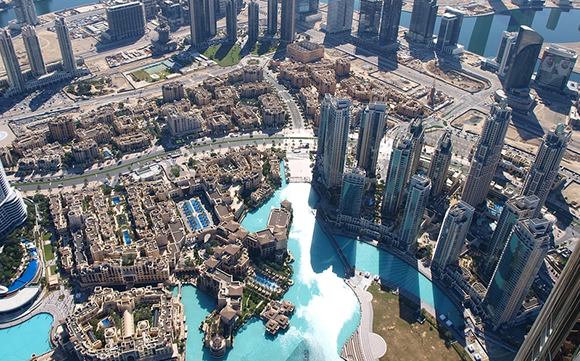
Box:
[123,230,131,245]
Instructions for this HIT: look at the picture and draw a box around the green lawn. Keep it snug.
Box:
[43,242,55,261]
[368,283,464,361]
[250,41,280,56]
[203,44,242,67]
[130,69,151,82]
[49,265,57,275]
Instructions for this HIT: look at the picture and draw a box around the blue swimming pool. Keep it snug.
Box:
[7,243,40,293]
[112,197,120,204]
[123,230,131,245]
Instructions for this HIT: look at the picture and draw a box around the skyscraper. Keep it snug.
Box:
[326,0,355,33]
[494,31,518,78]
[0,29,25,94]
[513,242,580,361]
[484,195,539,275]
[400,175,431,250]
[522,123,571,218]
[483,217,551,329]
[356,103,386,178]
[503,26,544,93]
[431,201,474,271]
[408,117,424,180]
[13,0,38,26]
[205,0,217,37]
[55,17,78,76]
[536,45,577,92]
[22,25,46,77]
[296,0,318,16]
[461,100,511,208]
[379,0,402,44]
[105,2,146,41]
[382,136,413,216]
[248,0,259,43]
[280,0,295,42]
[339,168,366,217]
[435,7,464,52]
[267,0,278,35]
[407,0,438,43]
[427,129,452,197]
[189,0,206,45]
[318,96,351,189]
[0,159,27,238]
[358,0,382,37]
[226,0,237,43]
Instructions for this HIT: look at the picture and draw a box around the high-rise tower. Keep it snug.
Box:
[461,100,511,208]
[105,2,146,41]
[280,0,295,42]
[378,0,402,44]
[0,159,27,238]
[13,0,38,26]
[522,123,571,218]
[427,129,452,197]
[513,242,580,361]
[358,0,382,37]
[0,29,25,94]
[483,217,551,329]
[226,0,238,43]
[318,95,351,189]
[55,17,78,76]
[407,0,438,43]
[504,26,544,93]
[485,195,539,275]
[21,25,46,77]
[382,135,413,216]
[435,7,464,52]
[400,175,431,250]
[431,201,474,271]
[189,0,216,45]
[326,0,355,33]
[339,167,366,217]
[356,103,386,178]
[248,0,259,43]
[267,0,278,35]
[408,117,424,179]
[495,31,518,78]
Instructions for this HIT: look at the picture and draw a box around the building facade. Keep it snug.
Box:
[435,7,464,52]
[431,201,474,271]
[325,0,355,33]
[427,129,452,197]
[0,159,27,238]
[55,17,78,76]
[485,195,539,275]
[522,123,571,217]
[358,0,382,37]
[267,0,278,35]
[280,0,296,42]
[161,82,184,103]
[495,31,518,78]
[535,44,577,91]
[382,136,413,216]
[407,0,438,43]
[483,217,551,329]
[226,0,238,43]
[248,0,260,43]
[503,26,544,93]
[513,242,580,361]
[379,0,402,44]
[0,29,25,94]
[106,2,146,41]
[338,167,366,217]
[22,25,46,77]
[356,102,386,178]
[399,175,431,250]
[461,100,511,208]
[318,95,351,189]
[13,0,38,26]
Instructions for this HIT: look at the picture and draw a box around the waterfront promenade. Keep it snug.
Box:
[342,273,388,361]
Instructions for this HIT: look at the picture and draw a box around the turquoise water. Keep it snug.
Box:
[178,178,464,360]
[0,0,98,28]
[0,313,53,361]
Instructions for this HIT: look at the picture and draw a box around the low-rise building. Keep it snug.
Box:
[258,94,286,128]
[287,41,325,63]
